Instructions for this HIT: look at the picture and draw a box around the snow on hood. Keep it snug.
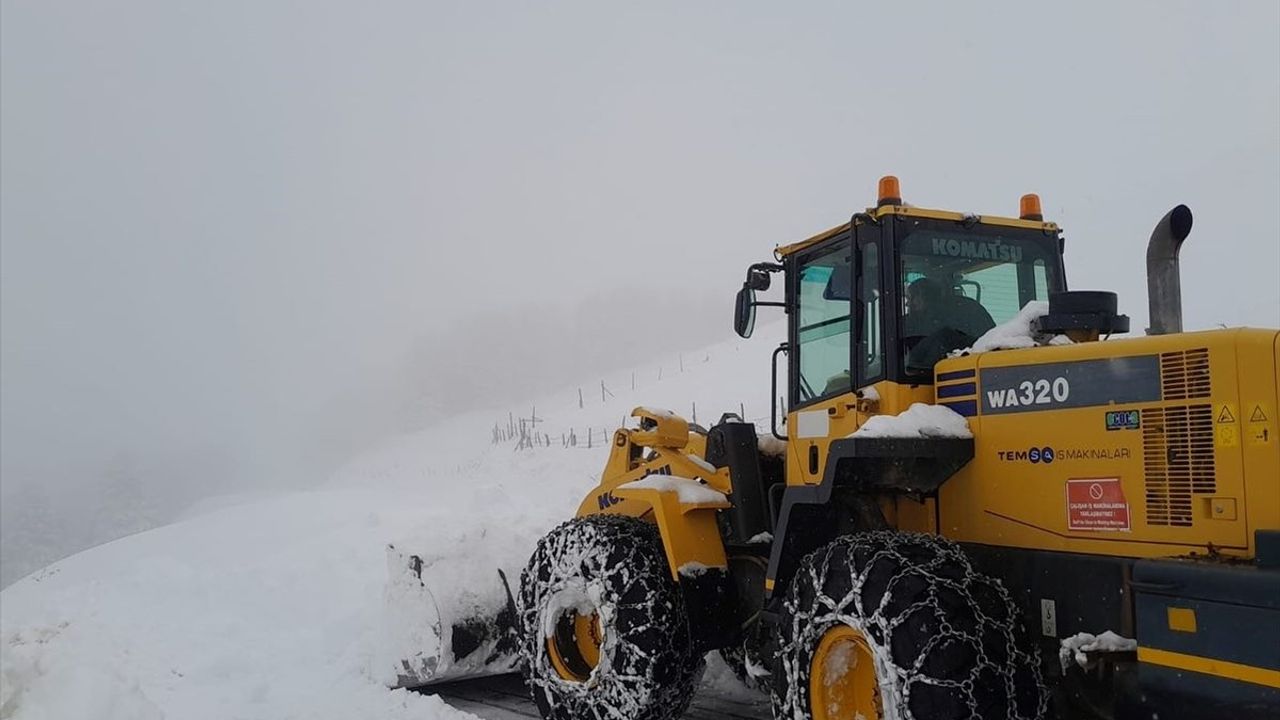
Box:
[950,300,1073,356]
[851,403,973,439]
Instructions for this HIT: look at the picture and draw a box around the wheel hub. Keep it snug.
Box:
[547,609,604,682]
[809,625,882,720]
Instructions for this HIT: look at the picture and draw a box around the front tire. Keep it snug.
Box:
[518,515,704,720]
[772,531,1046,720]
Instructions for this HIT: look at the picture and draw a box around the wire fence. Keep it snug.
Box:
[488,347,781,452]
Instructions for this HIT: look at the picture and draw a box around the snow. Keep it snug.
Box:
[859,385,881,401]
[0,490,489,720]
[685,454,719,476]
[618,475,730,505]
[678,561,712,578]
[743,652,771,679]
[757,433,788,457]
[954,300,1050,355]
[634,406,678,419]
[851,403,973,439]
[540,585,605,640]
[699,652,764,702]
[822,638,857,691]
[1,624,164,720]
[0,327,782,719]
[747,532,773,545]
[379,533,526,685]
[1058,630,1138,671]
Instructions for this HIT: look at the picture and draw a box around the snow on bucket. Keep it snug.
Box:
[377,529,530,688]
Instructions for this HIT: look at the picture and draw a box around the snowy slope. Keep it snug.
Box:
[0,327,781,720]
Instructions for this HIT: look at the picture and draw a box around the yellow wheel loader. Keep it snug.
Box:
[516,177,1280,720]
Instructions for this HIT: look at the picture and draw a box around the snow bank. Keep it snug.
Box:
[619,475,729,504]
[0,624,164,720]
[1,328,783,719]
[851,403,973,439]
[0,490,491,720]
[1058,631,1137,671]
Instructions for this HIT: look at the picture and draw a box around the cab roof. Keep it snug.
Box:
[774,204,1061,259]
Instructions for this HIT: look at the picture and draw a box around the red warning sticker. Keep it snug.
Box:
[1067,478,1131,531]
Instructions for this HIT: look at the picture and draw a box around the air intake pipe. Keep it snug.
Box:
[1146,204,1193,335]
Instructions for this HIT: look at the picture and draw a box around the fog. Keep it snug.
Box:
[2,1,1277,586]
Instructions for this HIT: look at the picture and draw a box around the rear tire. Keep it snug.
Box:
[772,531,1046,720]
[518,515,704,720]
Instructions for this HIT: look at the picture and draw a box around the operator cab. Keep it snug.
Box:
[735,176,1067,411]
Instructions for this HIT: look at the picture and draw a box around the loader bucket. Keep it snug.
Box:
[379,543,521,688]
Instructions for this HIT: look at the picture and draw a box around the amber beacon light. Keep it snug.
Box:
[1020,193,1043,221]
[877,175,902,206]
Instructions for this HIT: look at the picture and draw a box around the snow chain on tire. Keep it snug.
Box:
[518,515,704,720]
[773,531,1047,720]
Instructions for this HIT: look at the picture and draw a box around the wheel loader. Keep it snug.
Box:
[511,177,1280,720]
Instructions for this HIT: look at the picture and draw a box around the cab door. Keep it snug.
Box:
[785,232,857,485]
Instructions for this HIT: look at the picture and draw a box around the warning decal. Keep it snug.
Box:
[1216,403,1240,448]
[1248,404,1273,446]
[1067,478,1131,531]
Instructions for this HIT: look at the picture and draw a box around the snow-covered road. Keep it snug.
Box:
[431,672,771,720]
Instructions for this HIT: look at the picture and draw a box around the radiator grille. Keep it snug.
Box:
[1160,348,1211,400]
[1142,404,1215,526]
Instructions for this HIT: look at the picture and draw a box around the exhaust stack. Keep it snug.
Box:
[1146,204,1193,335]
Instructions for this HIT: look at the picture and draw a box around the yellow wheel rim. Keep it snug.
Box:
[809,625,883,720]
[546,610,604,682]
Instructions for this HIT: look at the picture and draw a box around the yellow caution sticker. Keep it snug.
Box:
[1217,425,1239,448]
[1247,404,1273,446]
[1216,403,1239,448]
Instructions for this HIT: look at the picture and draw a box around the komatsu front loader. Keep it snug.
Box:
[515,177,1280,720]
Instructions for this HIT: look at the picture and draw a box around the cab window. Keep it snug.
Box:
[795,239,852,404]
[899,231,1060,373]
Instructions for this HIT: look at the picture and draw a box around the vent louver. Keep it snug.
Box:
[1142,405,1215,527]
[1160,348,1211,400]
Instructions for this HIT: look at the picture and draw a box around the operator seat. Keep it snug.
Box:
[947,293,996,339]
[904,289,997,372]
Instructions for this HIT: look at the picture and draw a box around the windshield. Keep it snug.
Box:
[899,229,1060,372]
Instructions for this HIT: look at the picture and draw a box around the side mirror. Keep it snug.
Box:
[734,286,757,338]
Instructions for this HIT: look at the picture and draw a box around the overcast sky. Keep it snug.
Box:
[2,1,1277,576]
